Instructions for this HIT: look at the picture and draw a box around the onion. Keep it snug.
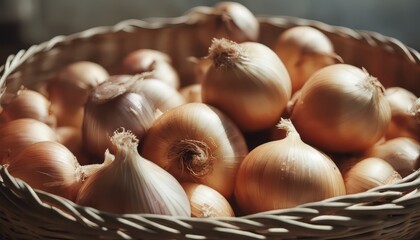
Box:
[274,26,342,93]
[121,49,180,89]
[361,137,420,177]
[181,182,235,218]
[82,75,156,158]
[56,127,91,165]
[0,89,56,127]
[202,38,291,132]
[234,119,345,214]
[141,102,248,197]
[47,61,109,128]
[130,78,186,112]
[197,2,259,48]
[76,129,191,215]
[290,64,391,152]
[6,141,83,201]
[340,157,402,194]
[384,87,419,141]
[0,118,58,163]
[179,83,202,103]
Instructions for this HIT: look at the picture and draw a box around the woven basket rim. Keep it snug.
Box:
[1,13,420,93]
[0,10,420,239]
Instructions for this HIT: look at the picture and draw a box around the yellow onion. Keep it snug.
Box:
[0,89,56,127]
[202,38,291,132]
[234,119,345,214]
[384,87,419,141]
[0,118,58,163]
[182,182,235,218]
[274,26,342,93]
[197,2,259,48]
[121,49,180,89]
[361,137,420,177]
[130,77,186,112]
[47,61,109,128]
[6,141,83,201]
[291,64,391,152]
[76,129,191,215]
[179,83,202,103]
[82,75,156,157]
[141,103,248,197]
[340,157,402,194]
[56,127,92,165]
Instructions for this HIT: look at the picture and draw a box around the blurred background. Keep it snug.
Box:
[1,0,419,65]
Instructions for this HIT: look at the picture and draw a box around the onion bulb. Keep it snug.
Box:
[141,103,248,197]
[361,137,420,177]
[181,182,235,218]
[121,49,180,89]
[202,38,291,132]
[340,157,402,194]
[76,129,191,216]
[197,2,259,48]
[0,89,56,127]
[274,26,342,93]
[56,127,91,165]
[291,64,391,152]
[234,118,345,214]
[47,61,109,128]
[6,141,83,201]
[0,118,58,163]
[130,78,186,112]
[179,83,202,103]
[82,75,156,157]
[384,87,419,141]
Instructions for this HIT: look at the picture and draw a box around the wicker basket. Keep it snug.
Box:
[1,5,420,240]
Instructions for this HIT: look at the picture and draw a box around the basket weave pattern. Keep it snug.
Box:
[1,11,420,240]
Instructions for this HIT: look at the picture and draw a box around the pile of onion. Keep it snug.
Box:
[1,1,419,221]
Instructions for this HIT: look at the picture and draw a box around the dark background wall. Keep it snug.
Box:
[1,0,419,64]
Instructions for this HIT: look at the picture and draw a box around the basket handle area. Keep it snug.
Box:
[1,165,420,240]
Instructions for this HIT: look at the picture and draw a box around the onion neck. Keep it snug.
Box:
[208,38,245,68]
[90,75,141,104]
[361,69,385,104]
[110,129,140,164]
[276,118,300,138]
[169,139,213,178]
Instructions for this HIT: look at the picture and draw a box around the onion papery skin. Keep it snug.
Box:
[290,64,391,153]
[202,38,291,132]
[141,103,248,198]
[234,119,345,214]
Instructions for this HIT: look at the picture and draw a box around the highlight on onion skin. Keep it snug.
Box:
[291,64,391,153]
